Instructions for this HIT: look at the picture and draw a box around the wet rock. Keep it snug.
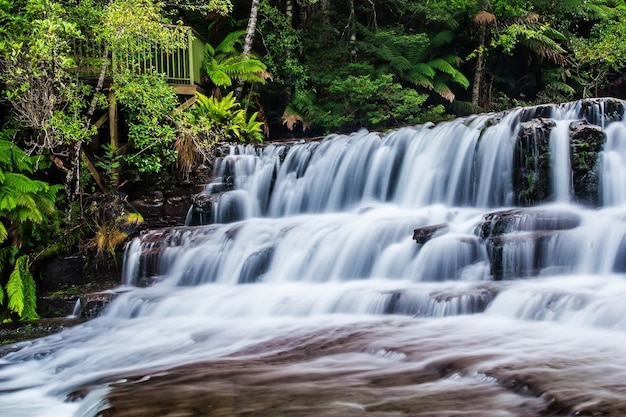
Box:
[578,97,626,125]
[163,192,191,218]
[486,232,559,280]
[130,190,164,220]
[475,208,581,239]
[76,289,126,319]
[569,121,606,206]
[513,118,554,206]
[474,209,581,279]
[238,247,275,283]
[413,223,449,244]
[187,193,220,225]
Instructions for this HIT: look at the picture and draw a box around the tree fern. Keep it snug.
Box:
[203,30,269,89]
[356,26,468,101]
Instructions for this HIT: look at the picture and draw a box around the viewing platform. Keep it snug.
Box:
[74,25,206,96]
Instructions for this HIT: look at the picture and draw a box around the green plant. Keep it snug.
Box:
[175,92,265,176]
[0,130,59,321]
[203,30,269,90]
[1,255,38,321]
[113,70,178,174]
[87,211,142,259]
[190,92,265,142]
[95,143,122,189]
[356,27,470,102]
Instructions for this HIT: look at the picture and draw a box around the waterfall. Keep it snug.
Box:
[3,99,626,417]
[549,120,572,202]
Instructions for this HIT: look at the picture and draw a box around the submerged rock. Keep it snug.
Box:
[475,208,581,239]
[413,223,449,244]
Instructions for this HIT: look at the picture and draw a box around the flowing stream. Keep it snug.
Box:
[3,100,626,416]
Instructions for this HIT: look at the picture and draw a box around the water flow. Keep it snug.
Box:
[550,120,572,202]
[3,100,626,417]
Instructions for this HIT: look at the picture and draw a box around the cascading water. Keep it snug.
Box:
[3,99,626,416]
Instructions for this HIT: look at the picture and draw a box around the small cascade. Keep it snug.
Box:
[549,120,572,202]
[3,98,626,417]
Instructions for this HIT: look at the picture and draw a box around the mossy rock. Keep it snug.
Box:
[569,121,606,206]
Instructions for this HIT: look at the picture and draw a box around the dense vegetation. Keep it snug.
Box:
[0,0,626,320]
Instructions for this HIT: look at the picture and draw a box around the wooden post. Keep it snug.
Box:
[108,90,118,149]
[108,90,120,187]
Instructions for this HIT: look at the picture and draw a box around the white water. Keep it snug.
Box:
[549,121,572,203]
[3,99,626,416]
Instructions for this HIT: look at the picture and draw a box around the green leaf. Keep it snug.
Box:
[6,259,25,316]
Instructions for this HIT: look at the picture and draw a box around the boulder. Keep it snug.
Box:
[413,223,449,244]
[569,121,606,206]
[513,118,554,206]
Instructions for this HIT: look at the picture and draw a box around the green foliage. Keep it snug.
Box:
[491,22,566,64]
[176,91,265,175]
[187,92,264,142]
[6,255,38,320]
[95,143,122,189]
[162,0,233,16]
[0,0,90,154]
[99,0,187,59]
[113,70,179,174]
[311,64,443,130]
[203,30,268,89]
[0,130,58,321]
[570,15,626,97]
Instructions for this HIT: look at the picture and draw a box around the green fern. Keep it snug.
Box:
[0,132,59,321]
[203,30,268,89]
[356,27,468,101]
[6,255,38,320]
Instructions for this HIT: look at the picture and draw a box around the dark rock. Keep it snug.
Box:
[76,289,127,319]
[475,208,581,239]
[238,247,275,283]
[513,118,554,206]
[569,121,606,206]
[578,97,626,125]
[130,191,164,219]
[413,223,449,244]
[486,232,558,279]
[163,192,191,218]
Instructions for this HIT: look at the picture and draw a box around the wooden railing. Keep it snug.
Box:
[74,26,205,86]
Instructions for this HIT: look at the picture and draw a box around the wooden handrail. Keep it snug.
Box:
[74,26,206,86]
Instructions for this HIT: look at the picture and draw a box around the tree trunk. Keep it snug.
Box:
[472,0,492,108]
[320,0,329,26]
[243,0,261,56]
[348,0,356,59]
[472,24,486,107]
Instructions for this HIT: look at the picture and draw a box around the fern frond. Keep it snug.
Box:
[6,255,38,320]
[406,71,434,89]
[474,10,496,25]
[433,80,455,102]
[431,30,454,47]
[0,246,18,271]
[214,30,246,54]
[0,221,7,243]
[2,173,47,194]
[0,141,14,169]
[428,58,458,76]
[389,56,412,72]
[0,191,18,212]
[6,259,25,316]
[547,81,577,95]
